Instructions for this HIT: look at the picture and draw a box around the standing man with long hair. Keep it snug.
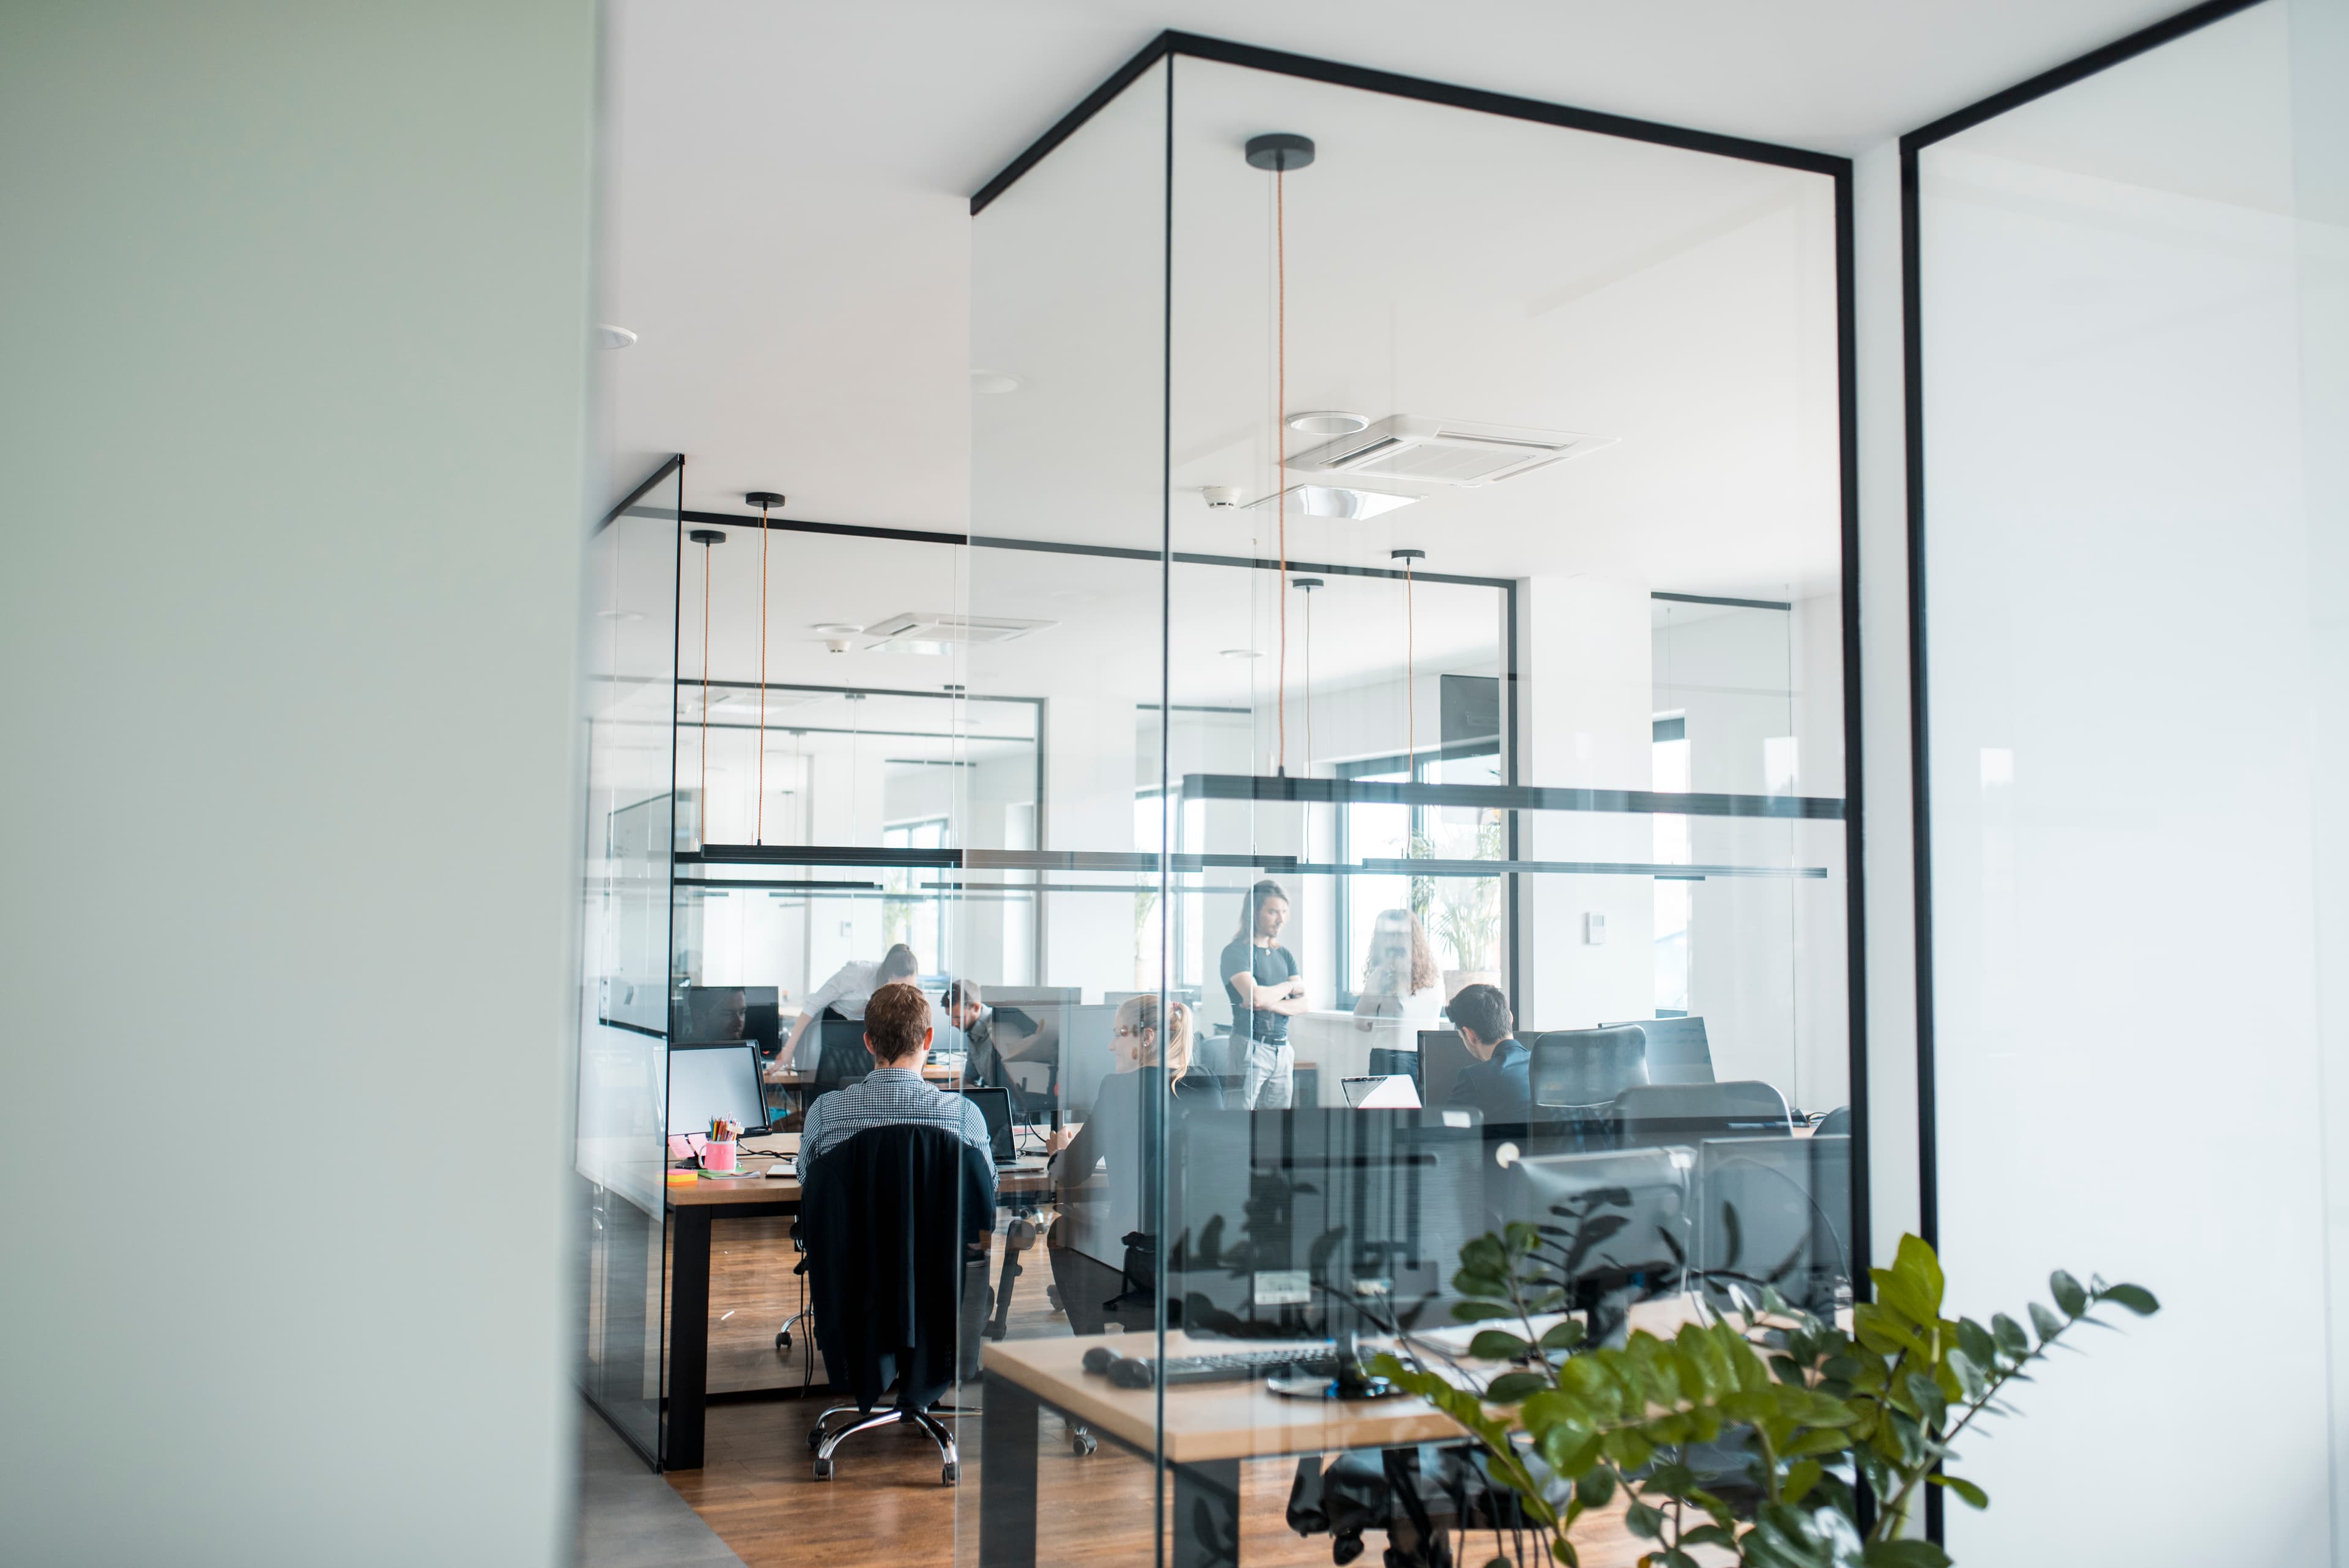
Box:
[1220,879,1305,1109]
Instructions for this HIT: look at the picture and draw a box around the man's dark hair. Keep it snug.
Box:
[877,943,919,983]
[1236,879,1289,939]
[944,978,982,1011]
[1448,983,1512,1047]
[863,981,932,1063]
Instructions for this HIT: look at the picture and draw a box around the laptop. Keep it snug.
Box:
[1341,1073,1423,1110]
[958,1086,1038,1167]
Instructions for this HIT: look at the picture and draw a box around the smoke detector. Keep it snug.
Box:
[811,622,863,654]
[1290,415,1614,488]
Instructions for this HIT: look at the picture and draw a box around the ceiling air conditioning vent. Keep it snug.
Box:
[1291,415,1614,488]
[864,612,1055,647]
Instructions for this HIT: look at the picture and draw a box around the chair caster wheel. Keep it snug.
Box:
[807,1425,824,1451]
[941,1460,959,1485]
[1071,1430,1097,1457]
[776,1331,792,1353]
[812,1456,834,1481]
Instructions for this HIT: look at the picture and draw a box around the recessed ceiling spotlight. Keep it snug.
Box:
[1286,410,1367,436]
[595,325,637,350]
[971,370,1022,395]
[1220,648,1263,660]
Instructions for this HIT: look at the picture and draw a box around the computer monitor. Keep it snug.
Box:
[1694,1134,1851,1313]
[667,1042,769,1139]
[1505,1146,1692,1342]
[1052,1002,1124,1115]
[1417,1030,1474,1109]
[1367,1047,1420,1087]
[1598,1015,1715,1085]
[958,1086,1017,1163]
[1167,1106,1486,1341]
[674,984,781,1054]
[1529,1027,1649,1109]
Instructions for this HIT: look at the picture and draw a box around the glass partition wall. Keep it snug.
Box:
[577,458,683,1466]
[965,42,1855,1568]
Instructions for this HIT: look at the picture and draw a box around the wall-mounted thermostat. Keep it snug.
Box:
[1584,913,1607,945]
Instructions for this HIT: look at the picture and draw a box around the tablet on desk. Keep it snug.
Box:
[1341,1074,1422,1109]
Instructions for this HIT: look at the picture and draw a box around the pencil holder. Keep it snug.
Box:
[702,1140,738,1173]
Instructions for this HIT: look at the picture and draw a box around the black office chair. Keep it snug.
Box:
[800,1122,995,1484]
[809,1019,875,1105]
[1814,1105,1852,1138]
[1612,1080,1795,1143]
[1529,1027,1650,1111]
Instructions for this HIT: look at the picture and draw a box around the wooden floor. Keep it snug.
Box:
[662,1213,1673,1568]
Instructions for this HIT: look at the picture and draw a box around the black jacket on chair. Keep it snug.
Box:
[801,1123,995,1414]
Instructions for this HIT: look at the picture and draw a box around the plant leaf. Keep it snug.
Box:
[1863,1543,1952,1568]
[1483,1371,1549,1404]
[1540,1319,1588,1351]
[1989,1313,2030,1360]
[1931,1473,1990,1509]
[2027,1301,2066,1345]
[2048,1270,2087,1318]
[2099,1282,2160,1316]
[1469,1329,1532,1361]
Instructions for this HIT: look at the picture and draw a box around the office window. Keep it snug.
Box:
[1335,746,1502,1006]
[881,816,947,978]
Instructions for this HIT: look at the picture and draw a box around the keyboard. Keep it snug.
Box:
[1143,1347,1340,1386]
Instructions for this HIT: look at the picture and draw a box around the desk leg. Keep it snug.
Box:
[666,1207,711,1470]
[1173,1457,1241,1568]
[979,1372,1039,1568]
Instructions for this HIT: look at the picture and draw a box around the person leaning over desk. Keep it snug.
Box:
[1043,994,1220,1334]
[1221,878,1305,1109]
[781,942,919,1068]
[939,979,1001,1084]
[797,981,997,1375]
[1442,983,1532,1124]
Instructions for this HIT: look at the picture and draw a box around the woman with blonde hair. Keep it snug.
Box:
[1353,908,1444,1025]
[1044,992,1222,1333]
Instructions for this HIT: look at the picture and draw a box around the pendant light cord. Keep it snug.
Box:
[699,538,713,845]
[1406,554,1417,764]
[1275,162,1289,776]
[756,499,771,844]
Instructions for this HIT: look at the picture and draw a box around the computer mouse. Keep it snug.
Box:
[1107,1356,1154,1389]
[1081,1347,1116,1376]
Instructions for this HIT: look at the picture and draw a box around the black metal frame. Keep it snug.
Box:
[971,26,1867,1318]
[1896,0,2266,1541]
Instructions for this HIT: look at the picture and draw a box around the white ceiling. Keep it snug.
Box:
[595,0,2187,576]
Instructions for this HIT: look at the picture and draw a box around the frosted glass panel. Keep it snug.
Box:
[1916,3,2345,1559]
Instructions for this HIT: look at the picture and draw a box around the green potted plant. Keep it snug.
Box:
[1371,1227,2156,1568]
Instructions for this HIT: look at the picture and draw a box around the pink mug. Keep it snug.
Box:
[702,1140,738,1173]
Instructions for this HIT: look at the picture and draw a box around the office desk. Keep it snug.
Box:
[664,1137,1057,1470]
[980,1331,1459,1568]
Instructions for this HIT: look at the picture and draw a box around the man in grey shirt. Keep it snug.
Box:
[1220,879,1305,1109]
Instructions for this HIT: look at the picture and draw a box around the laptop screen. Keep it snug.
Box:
[1341,1074,1423,1110]
[959,1086,1015,1161]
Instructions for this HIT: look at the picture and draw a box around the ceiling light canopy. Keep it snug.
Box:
[595,325,637,349]
[1286,410,1368,436]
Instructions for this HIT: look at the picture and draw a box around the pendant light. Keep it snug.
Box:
[1392,549,1425,765]
[687,528,727,847]
[1247,131,1314,776]
[746,491,786,844]
[1291,577,1323,775]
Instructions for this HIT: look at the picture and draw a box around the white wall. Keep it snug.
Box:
[1516,574,1656,1032]
[1916,8,2331,1562]
[0,4,596,1565]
